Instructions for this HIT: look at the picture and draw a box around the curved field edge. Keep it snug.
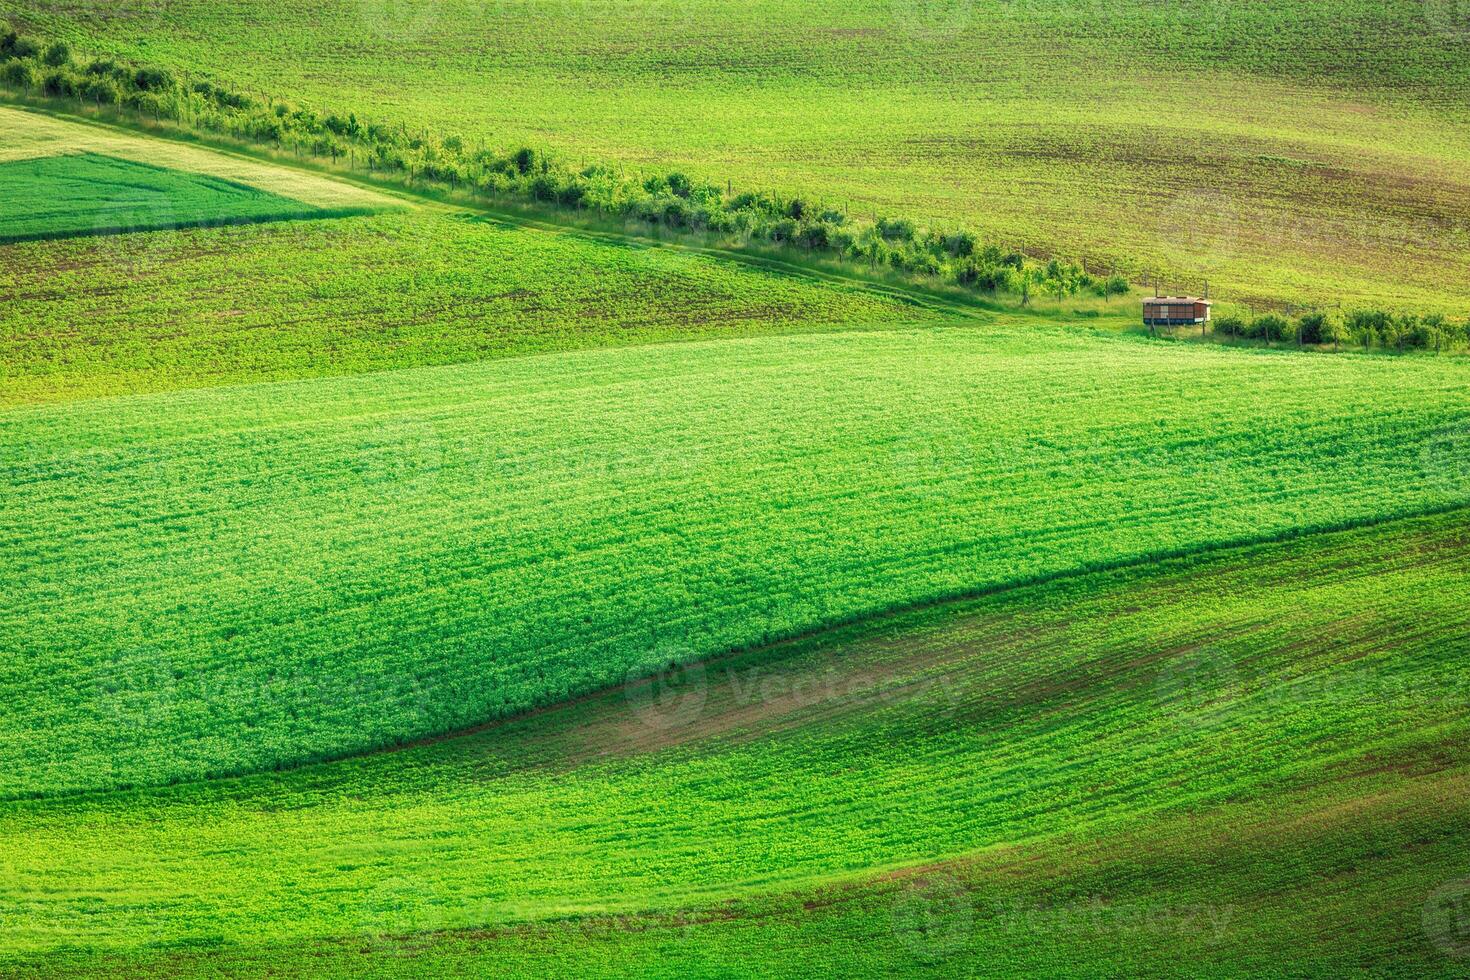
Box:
[0,508,1466,966]
[4,326,1470,797]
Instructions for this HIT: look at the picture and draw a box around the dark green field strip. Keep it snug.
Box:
[0,510,1466,967]
[3,327,1470,798]
[0,207,950,406]
[0,151,368,243]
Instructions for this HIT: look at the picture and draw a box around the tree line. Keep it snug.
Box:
[1210,309,1469,352]
[0,29,1118,305]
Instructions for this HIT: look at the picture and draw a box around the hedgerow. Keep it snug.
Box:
[0,26,1105,304]
[1216,309,1470,352]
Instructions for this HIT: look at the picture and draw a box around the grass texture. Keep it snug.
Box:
[4,325,1470,798]
[0,511,1465,974]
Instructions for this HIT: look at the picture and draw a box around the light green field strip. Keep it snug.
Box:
[0,104,393,210]
[7,0,1469,310]
[0,511,1465,968]
[3,325,1470,798]
[0,206,950,406]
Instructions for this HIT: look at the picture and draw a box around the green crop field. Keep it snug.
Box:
[0,110,954,406]
[1,512,1468,974]
[4,0,1470,312]
[0,151,369,242]
[8,325,1470,797]
[2,2,1468,976]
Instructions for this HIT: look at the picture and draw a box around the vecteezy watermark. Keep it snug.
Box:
[624,645,709,731]
[892,873,973,965]
[888,0,975,39]
[357,0,455,43]
[1154,187,1246,278]
[1420,421,1470,494]
[888,426,979,498]
[1154,644,1470,736]
[354,415,445,501]
[93,642,179,733]
[1153,647,1241,732]
[984,895,1236,942]
[1260,666,1470,712]
[359,873,447,953]
[623,640,963,733]
[890,875,1236,965]
[90,189,180,278]
[1423,878,1470,959]
[1423,0,1470,38]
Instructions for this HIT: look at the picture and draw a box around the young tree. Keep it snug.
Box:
[1346,309,1386,348]
[1214,315,1244,342]
[41,41,70,68]
[1,60,34,93]
[1019,268,1040,308]
[1296,311,1328,345]
[81,76,120,107]
[1252,313,1289,347]
[1381,314,1406,353]
[1320,314,1348,352]
[942,230,975,258]
[876,217,915,242]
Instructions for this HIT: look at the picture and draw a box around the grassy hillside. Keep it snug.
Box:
[0,209,948,405]
[2,14,1468,975]
[1,511,1466,973]
[5,324,1470,797]
[6,0,1470,311]
[0,110,953,406]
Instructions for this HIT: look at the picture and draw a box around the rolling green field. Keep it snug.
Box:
[3,4,1470,976]
[1,511,1467,974]
[0,207,950,405]
[5,0,1470,311]
[6,324,1470,797]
